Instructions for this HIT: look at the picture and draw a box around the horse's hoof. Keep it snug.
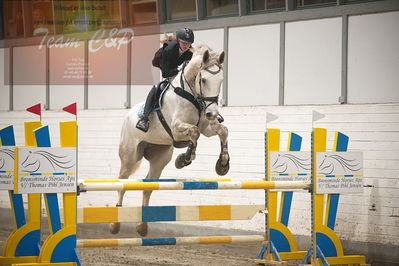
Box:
[175,153,191,169]
[215,158,230,176]
[109,222,120,234]
[136,223,148,237]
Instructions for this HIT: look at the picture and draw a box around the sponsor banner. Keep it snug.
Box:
[15,147,77,194]
[269,151,311,182]
[0,147,15,190]
[316,152,363,194]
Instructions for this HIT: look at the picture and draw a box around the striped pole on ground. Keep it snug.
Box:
[78,181,310,192]
[77,235,265,248]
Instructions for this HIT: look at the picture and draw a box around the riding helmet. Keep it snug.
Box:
[176,28,194,44]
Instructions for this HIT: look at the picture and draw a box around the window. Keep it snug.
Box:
[166,0,196,21]
[206,0,238,17]
[53,1,86,34]
[128,0,158,25]
[85,0,121,30]
[249,0,285,11]
[296,0,336,7]
[31,0,54,36]
[3,1,24,38]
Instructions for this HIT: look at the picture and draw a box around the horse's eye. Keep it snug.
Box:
[201,78,206,84]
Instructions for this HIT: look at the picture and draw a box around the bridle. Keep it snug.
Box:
[180,62,222,112]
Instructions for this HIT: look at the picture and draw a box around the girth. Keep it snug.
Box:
[156,109,190,148]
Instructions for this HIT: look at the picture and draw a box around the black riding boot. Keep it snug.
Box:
[136,85,157,132]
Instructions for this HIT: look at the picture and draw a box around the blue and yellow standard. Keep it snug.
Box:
[0,122,42,265]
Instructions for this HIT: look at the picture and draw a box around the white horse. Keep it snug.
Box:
[110,45,229,236]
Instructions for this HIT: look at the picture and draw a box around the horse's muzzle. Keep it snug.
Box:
[206,111,218,120]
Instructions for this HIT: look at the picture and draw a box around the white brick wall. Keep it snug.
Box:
[1,103,398,246]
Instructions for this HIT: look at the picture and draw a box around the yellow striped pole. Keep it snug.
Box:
[78,181,311,192]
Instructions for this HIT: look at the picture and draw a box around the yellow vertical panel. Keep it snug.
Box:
[27,194,42,223]
[63,193,77,227]
[24,121,42,147]
[83,207,118,223]
[267,129,280,223]
[313,128,327,226]
[60,121,77,147]
[267,129,280,155]
[199,205,231,220]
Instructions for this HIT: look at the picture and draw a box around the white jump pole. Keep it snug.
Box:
[78,181,311,192]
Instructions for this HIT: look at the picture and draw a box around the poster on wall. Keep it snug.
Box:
[316,152,363,194]
[15,147,77,194]
[3,1,160,86]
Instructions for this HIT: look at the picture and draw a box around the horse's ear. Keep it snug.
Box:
[218,51,225,64]
[203,50,210,64]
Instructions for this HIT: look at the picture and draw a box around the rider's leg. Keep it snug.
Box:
[136,85,158,132]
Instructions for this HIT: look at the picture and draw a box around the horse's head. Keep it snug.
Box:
[0,148,14,170]
[185,45,225,121]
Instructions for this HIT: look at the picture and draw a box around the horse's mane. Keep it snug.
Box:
[183,44,222,88]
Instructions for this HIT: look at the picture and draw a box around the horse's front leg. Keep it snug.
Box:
[172,119,200,169]
[204,121,230,176]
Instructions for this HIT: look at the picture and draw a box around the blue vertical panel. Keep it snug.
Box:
[1,126,26,228]
[327,132,348,230]
[0,125,16,145]
[10,192,26,228]
[35,126,51,147]
[280,132,302,226]
[35,125,62,234]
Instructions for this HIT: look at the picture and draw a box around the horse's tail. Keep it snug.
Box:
[118,110,143,179]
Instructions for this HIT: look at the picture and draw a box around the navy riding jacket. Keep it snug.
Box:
[160,40,193,78]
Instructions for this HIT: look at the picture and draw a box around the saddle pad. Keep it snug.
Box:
[137,103,160,117]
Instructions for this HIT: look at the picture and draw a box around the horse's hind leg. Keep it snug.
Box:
[136,144,173,237]
[110,141,145,234]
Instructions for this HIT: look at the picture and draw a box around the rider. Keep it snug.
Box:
[136,28,194,132]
